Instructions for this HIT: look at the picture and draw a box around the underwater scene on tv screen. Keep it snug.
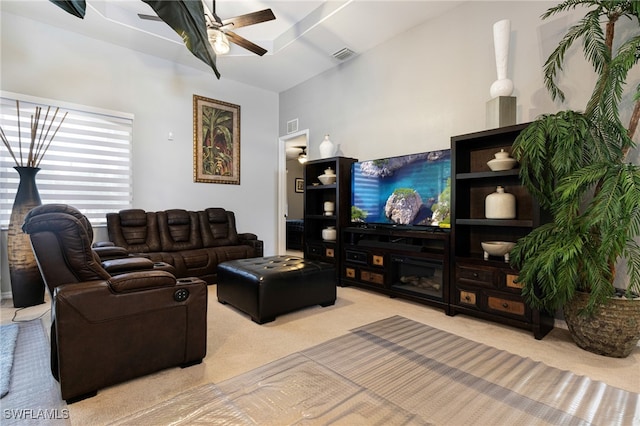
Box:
[351,150,451,228]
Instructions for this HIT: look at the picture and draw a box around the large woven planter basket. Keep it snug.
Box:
[563,291,640,358]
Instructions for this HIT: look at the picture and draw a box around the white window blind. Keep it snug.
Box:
[1,94,133,227]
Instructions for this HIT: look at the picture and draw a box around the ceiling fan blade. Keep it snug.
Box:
[221,9,275,30]
[225,31,268,56]
[138,13,163,21]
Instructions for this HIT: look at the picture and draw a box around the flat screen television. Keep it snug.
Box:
[350,149,451,229]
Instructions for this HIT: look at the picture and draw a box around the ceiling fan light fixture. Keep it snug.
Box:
[208,28,230,55]
[298,148,308,164]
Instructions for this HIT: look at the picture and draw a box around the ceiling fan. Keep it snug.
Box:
[139,0,276,56]
[294,146,308,164]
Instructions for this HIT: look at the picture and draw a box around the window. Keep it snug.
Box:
[1,93,133,227]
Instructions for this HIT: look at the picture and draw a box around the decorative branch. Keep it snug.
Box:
[0,102,68,168]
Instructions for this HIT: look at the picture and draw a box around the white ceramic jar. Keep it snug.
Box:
[485,186,516,219]
[324,201,335,215]
[487,149,517,171]
[317,167,336,185]
[322,226,337,241]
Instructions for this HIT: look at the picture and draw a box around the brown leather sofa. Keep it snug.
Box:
[22,204,208,403]
[106,207,263,284]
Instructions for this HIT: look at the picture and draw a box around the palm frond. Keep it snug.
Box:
[512,111,595,210]
[48,0,86,18]
[141,0,220,78]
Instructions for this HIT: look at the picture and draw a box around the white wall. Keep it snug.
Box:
[280,1,637,160]
[1,11,279,297]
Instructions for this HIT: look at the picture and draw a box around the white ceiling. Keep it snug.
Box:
[2,0,463,93]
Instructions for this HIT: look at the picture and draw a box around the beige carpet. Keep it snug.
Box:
[1,285,639,425]
[110,315,639,425]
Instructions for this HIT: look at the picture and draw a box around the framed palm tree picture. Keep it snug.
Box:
[193,95,240,184]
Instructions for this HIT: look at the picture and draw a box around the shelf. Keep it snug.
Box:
[456,254,514,267]
[306,184,336,190]
[450,124,553,340]
[345,226,450,240]
[456,169,520,180]
[456,219,533,227]
[307,238,336,245]
[303,157,358,279]
[306,214,336,220]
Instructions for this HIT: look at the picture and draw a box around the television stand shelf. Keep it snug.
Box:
[341,226,451,314]
[303,157,358,282]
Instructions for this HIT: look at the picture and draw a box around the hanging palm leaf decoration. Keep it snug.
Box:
[141,0,220,78]
[49,0,86,18]
[48,0,220,78]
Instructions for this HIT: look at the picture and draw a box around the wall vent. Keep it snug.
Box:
[333,47,356,61]
[287,118,299,134]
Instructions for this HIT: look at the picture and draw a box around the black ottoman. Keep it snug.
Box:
[217,256,336,324]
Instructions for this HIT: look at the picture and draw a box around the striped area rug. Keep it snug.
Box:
[0,323,19,398]
[112,316,640,425]
[1,320,69,425]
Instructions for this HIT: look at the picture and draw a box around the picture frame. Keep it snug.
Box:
[193,95,241,184]
[295,178,304,193]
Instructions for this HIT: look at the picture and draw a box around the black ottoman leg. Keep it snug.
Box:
[253,316,275,325]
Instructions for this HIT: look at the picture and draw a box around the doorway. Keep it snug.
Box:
[277,130,309,255]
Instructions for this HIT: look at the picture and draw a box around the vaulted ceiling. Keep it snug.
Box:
[2,0,463,93]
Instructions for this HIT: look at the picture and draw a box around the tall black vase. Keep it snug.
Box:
[8,166,45,308]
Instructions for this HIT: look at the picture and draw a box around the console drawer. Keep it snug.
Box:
[344,267,356,279]
[459,290,477,307]
[487,295,526,317]
[505,273,523,289]
[456,264,495,288]
[345,249,367,264]
[307,243,334,259]
[372,254,384,266]
[361,270,384,286]
[307,243,324,257]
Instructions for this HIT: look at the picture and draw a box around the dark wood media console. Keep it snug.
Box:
[305,127,555,340]
[341,226,451,314]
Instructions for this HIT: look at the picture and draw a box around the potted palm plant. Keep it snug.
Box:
[510,0,640,357]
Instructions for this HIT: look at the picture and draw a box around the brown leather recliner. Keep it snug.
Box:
[22,204,208,403]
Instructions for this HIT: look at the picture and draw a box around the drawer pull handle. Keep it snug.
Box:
[473,273,479,277]
[502,302,509,308]
[465,295,471,301]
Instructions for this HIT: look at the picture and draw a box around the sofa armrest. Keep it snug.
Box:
[108,270,177,293]
[102,257,155,275]
[238,233,263,256]
[238,232,257,241]
[93,241,115,248]
[93,244,130,261]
